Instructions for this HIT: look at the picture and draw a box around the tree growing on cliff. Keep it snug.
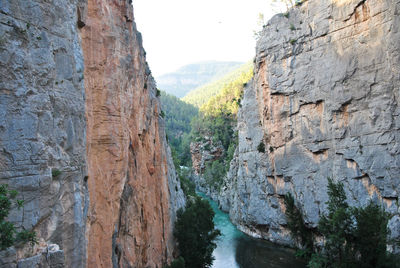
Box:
[317,178,354,266]
[285,178,399,267]
[0,184,37,250]
[284,193,313,254]
[174,196,220,268]
[351,202,397,268]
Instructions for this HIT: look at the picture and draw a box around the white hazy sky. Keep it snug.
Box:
[132,0,284,77]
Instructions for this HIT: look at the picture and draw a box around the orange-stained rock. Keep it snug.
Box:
[219,0,400,249]
[0,0,184,267]
[81,1,185,267]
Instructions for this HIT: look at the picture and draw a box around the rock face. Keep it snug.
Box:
[0,0,88,266]
[221,0,400,247]
[191,138,224,175]
[0,0,184,267]
[82,1,184,267]
[190,138,224,199]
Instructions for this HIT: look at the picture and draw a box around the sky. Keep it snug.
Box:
[132,0,284,77]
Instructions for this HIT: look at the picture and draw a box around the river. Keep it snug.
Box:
[197,192,306,268]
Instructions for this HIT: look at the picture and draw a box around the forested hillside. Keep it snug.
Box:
[156,61,243,98]
[190,65,253,190]
[160,91,198,167]
[182,62,253,108]
[161,63,253,192]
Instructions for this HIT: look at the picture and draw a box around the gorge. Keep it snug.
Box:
[0,0,184,267]
[190,0,400,255]
[0,0,399,267]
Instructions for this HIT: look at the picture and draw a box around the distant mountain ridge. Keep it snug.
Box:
[182,62,253,108]
[156,61,244,98]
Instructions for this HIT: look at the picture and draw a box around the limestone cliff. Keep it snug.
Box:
[221,0,400,248]
[82,1,184,267]
[0,0,184,267]
[190,137,224,199]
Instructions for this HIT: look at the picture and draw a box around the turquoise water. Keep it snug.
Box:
[197,192,306,268]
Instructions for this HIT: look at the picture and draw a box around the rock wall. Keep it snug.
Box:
[82,1,184,267]
[221,0,400,247]
[190,137,224,199]
[0,0,184,267]
[0,0,88,266]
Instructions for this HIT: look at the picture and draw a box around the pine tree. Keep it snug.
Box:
[174,197,221,268]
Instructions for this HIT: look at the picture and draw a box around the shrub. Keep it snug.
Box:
[352,202,397,268]
[318,178,354,266]
[174,196,220,268]
[284,193,313,252]
[156,88,161,97]
[52,168,62,178]
[164,257,185,268]
[178,168,196,197]
[257,142,265,153]
[0,184,37,250]
[204,160,225,190]
[284,178,399,267]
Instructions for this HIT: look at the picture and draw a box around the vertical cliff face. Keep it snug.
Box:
[0,0,88,266]
[82,1,184,267]
[0,0,184,267]
[190,137,224,199]
[222,0,400,246]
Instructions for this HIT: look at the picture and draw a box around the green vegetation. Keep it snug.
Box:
[161,64,254,268]
[351,202,396,268]
[161,62,252,192]
[203,159,226,189]
[199,65,253,116]
[284,178,399,268]
[161,87,221,267]
[188,65,252,190]
[189,115,234,190]
[182,62,253,108]
[160,91,198,167]
[0,184,37,250]
[52,168,62,178]
[156,61,244,98]
[284,193,313,254]
[257,142,266,153]
[289,38,297,45]
[176,166,196,197]
[317,178,354,266]
[165,257,185,268]
[191,114,236,151]
[174,196,221,268]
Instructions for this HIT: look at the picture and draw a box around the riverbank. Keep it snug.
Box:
[197,192,306,268]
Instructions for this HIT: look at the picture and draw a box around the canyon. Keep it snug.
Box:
[217,0,400,249]
[0,0,184,267]
[1,0,400,267]
[189,0,400,252]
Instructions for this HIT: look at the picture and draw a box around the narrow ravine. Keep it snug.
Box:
[197,192,306,268]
